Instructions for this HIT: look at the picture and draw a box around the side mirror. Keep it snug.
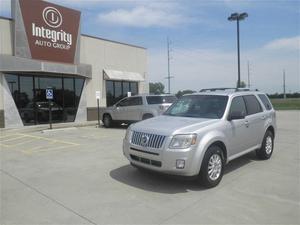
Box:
[228,111,245,121]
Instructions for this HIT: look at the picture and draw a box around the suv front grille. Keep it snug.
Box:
[131,131,166,149]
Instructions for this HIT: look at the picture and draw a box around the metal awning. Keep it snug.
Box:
[103,69,145,82]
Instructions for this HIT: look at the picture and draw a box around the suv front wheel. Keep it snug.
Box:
[256,130,274,160]
[103,114,113,128]
[199,145,224,188]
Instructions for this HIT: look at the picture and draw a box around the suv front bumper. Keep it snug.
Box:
[123,139,200,177]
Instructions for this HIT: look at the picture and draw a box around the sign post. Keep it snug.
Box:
[96,91,101,128]
[46,88,53,129]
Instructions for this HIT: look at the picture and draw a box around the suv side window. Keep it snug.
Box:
[117,98,129,107]
[229,96,247,116]
[243,95,263,115]
[258,94,273,110]
[127,97,143,106]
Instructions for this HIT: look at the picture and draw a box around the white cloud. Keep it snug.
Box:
[97,4,192,28]
[264,36,300,51]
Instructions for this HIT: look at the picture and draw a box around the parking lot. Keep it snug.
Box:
[1,111,299,225]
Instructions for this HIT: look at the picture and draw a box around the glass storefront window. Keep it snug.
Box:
[5,74,85,126]
[19,76,34,125]
[105,80,139,106]
[5,74,19,103]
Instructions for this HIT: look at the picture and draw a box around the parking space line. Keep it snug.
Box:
[20,133,78,146]
[30,144,80,154]
[1,135,27,142]
[1,132,80,155]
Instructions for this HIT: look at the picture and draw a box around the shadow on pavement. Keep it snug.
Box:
[110,152,257,194]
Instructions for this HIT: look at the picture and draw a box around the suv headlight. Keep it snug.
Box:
[125,128,133,141]
[169,134,197,149]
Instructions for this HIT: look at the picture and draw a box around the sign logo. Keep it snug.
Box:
[141,135,149,147]
[42,6,62,28]
[46,88,54,100]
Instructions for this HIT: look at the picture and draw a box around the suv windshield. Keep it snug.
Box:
[146,96,177,105]
[164,95,228,119]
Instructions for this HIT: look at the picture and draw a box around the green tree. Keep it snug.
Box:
[237,81,247,88]
[176,90,196,98]
[149,82,165,94]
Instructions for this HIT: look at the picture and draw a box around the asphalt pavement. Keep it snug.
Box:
[0,111,299,225]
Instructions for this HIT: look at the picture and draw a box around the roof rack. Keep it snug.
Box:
[199,88,258,92]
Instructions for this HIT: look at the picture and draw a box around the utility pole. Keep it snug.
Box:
[247,61,250,88]
[165,37,174,94]
[283,70,286,99]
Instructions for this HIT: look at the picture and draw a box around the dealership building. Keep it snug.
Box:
[0,0,147,128]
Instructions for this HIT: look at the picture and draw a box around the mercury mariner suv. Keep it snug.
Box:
[123,88,276,188]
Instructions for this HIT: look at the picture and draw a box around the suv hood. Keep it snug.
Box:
[131,115,219,136]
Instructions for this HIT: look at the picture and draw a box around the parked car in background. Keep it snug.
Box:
[123,88,276,188]
[20,101,64,123]
[102,94,177,127]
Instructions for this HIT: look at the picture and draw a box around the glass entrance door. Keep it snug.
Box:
[34,77,64,124]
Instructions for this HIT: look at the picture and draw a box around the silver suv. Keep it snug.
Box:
[102,94,177,127]
[123,89,276,188]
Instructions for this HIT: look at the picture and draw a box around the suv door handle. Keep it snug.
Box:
[244,120,249,127]
[261,115,266,120]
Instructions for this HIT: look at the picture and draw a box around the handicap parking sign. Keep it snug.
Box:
[46,88,53,100]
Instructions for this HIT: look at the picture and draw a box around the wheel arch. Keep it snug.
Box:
[192,133,229,175]
[208,141,228,163]
[102,112,112,121]
[266,125,275,138]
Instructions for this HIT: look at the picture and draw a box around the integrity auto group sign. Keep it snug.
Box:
[18,0,80,64]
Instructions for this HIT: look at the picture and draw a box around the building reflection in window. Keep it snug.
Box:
[105,80,139,106]
[5,74,84,126]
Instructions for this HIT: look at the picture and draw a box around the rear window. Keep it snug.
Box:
[258,94,273,110]
[146,96,177,105]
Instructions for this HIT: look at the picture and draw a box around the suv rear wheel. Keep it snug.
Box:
[256,130,274,160]
[103,114,113,128]
[199,145,224,188]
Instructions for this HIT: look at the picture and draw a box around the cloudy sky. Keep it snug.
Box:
[1,0,299,94]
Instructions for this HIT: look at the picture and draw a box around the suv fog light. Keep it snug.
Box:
[176,159,185,169]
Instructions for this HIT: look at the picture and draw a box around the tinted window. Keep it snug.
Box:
[5,74,84,125]
[105,80,139,106]
[117,98,129,107]
[127,97,143,106]
[243,95,262,115]
[258,94,273,110]
[229,96,247,116]
[165,95,228,119]
[146,96,177,104]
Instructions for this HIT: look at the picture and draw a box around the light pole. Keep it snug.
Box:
[228,12,248,88]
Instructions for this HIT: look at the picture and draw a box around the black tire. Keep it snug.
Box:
[142,114,153,120]
[198,145,224,188]
[256,130,274,160]
[103,114,113,128]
